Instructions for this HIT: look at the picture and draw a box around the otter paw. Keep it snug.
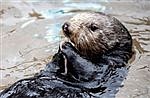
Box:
[62,42,73,49]
[60,42,77,59]
[60,42,75,51]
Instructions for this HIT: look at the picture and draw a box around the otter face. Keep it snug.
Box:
[62,12,132,58]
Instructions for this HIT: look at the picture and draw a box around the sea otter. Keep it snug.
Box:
[0,12,133,98]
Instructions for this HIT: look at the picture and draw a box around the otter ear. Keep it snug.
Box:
[89,24,99,32]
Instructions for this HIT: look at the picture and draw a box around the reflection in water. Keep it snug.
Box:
[64,3,106,12]
[44,23,62,43]
[21,19,35,28]
[133,39,149,54]
[41,9,72,19]
[29,9,45,19]
[0,0,150,98]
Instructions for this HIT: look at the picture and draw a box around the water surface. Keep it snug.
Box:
[0,0,150,98]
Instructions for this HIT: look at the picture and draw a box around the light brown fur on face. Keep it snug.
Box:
[62,12,132,58]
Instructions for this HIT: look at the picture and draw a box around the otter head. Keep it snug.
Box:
[62,12,132,61]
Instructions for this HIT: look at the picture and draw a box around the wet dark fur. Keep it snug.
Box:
[0,12,133,98]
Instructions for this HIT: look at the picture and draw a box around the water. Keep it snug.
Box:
[0,0,150,98]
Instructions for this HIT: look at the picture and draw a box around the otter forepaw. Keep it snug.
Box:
[59,42,77,59]
[60,41,76,52]
[62,42,73,49]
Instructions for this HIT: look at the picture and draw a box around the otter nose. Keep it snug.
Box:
[62,22,71,36]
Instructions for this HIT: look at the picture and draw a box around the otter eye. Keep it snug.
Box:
[90,24,99,32]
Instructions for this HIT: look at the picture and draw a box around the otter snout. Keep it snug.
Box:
[62,22,71,37]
